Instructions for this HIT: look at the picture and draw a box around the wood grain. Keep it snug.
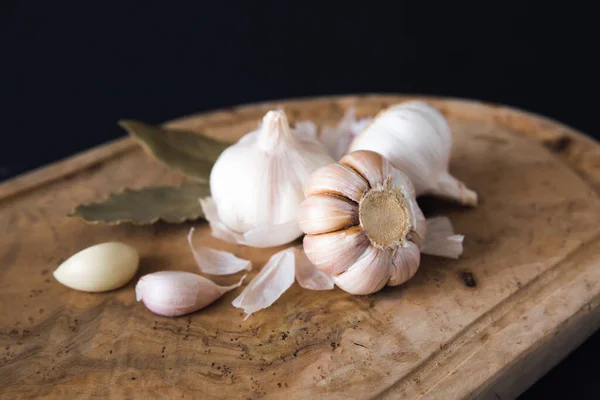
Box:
[1,95,600,400]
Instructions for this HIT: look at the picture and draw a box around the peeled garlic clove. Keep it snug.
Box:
[53,242,139,292]
[304,163,369,203]
[187,228,252,275]
[319,107,373,160]
[298,194,358,235]
[136,271,245,317]
[332,246,393,295]
[421,216,464,259]
[350,101,478,206]
[232,247,296,319]
[388,242,421,286]
[294,247,334,291]
[303,226,370,275]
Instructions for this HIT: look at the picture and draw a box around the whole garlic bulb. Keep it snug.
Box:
[204,109,334,248]
[299,150,427,295]
[349,101,477,206]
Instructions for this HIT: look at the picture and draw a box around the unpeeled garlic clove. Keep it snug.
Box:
[332,246,393,295]
[53,242,139,292]
[388,242,421,286]
[349,101,478,206]
[136,271,245,317]
[304,163,369,203]
[297,193,358,235]
[302,226,370,275]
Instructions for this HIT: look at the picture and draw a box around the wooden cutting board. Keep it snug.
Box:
[2,95,600,400]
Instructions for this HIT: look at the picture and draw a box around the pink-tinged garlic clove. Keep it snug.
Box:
[388,242,421,286]
[332,246,393,295]
[303,226,370,275]
[135,271,245,317]
[298,194,358,235]
[304,163,369,203]
[339,150,391,189]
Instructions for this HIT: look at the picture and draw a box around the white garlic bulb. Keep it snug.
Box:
[53,242,139,292]
[202,109,334,248]
[299,150,427,295]
[349,101,478,206]
[136,271,245,317]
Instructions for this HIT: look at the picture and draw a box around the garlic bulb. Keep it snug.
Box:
[300,150,464,295]
[349,101,478,206]
[202,109,334,248]
[53,242,139,292]
[299,150,426,295]
[136,271,245,317]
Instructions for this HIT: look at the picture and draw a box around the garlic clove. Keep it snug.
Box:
[232,247,296,319]
[332,246,393,295]
[136,271,245,317]
[388,242,421,286]
[200,197,244,245]
[319,107,373,160]
[304,163,369,203]
[302,226,370,275]
[187,228,252,275]
[298,194,358,235]
[340,149,391,189]
[421,216,464,259]
[293,247,335,291]
[53,242,139,292]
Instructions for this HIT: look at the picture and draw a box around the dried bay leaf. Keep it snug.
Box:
[69,184,210,225]
[119,120,231,182]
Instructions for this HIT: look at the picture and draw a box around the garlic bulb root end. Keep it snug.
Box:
[358,187,411,249]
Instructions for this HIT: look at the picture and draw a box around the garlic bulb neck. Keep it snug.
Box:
[358,186,411,249]
[431,171,478,206]
[256,110,294,151]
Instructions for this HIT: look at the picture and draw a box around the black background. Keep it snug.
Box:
[3,1,599,398]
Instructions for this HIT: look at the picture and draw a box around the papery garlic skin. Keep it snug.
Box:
[319,107,373,160]
[349,101,478,206]
[136,271,245,317]
[206,109,334,247]
[53,242,139,292]
[300,150,427,295]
